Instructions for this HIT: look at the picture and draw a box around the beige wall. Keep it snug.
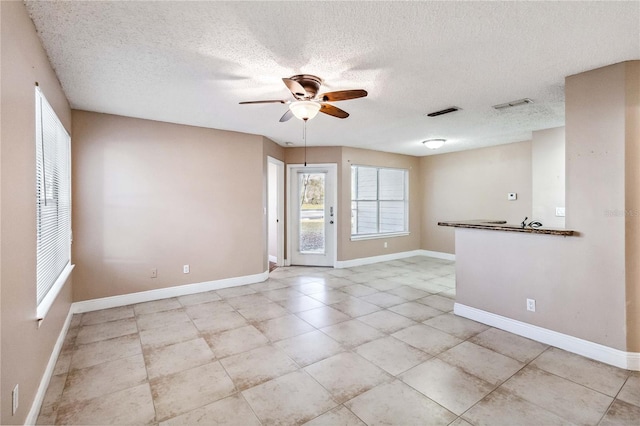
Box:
[532,127,565,228]
[72,111,265,301]
[341,147,421,261]
[455,61,638,352]
[1,2,73,424]
[420,141,533,254]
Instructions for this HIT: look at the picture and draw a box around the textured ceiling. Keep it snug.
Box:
[24,1,640,156]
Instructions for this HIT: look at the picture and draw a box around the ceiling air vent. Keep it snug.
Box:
[426,107,460,117]
[492,98,533,110]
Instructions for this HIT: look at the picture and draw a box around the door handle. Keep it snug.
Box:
[330,220,334,224]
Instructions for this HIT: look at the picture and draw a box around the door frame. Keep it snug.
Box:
[267,156,285,267]
[286,163,338,267]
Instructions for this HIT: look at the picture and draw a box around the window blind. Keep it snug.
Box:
[36,87,71,307]
[351,165,408,237]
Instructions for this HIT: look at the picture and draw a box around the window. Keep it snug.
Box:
[36,87,73,319]
[351,165,408,238]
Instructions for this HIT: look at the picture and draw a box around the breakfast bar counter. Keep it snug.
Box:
[438,220,575,236]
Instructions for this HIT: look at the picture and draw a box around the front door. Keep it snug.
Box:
[289,164,337,267]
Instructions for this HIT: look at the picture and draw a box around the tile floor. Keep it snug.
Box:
[37,257,639,425]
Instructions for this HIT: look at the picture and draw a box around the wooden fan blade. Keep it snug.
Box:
[319,89,368,102]
[279,109,294,122]
[320,103,349,119]
[282,78,307,98]
[239,100,287,104]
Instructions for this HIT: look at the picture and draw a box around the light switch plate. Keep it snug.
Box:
[555,207,566,217]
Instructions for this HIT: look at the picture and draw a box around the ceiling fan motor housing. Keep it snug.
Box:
[290,74,323,99]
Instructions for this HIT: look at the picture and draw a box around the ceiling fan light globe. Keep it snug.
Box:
[289,101,321,121]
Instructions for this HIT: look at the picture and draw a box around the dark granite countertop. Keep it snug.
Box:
[438,220,575,236]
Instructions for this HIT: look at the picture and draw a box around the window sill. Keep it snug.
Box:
[350,232,410,241]
[37,263,75,324]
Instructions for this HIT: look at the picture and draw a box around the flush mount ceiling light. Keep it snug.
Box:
[423,139,446,149]
[289,100,321,121]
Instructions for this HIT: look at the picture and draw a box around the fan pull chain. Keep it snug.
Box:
[303,118,308,167]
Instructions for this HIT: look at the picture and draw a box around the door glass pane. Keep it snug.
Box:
[299,173,325,253]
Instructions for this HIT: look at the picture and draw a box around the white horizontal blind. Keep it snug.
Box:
[351,165,408,236]
[36,87,71,306]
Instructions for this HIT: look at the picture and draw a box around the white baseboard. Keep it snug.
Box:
[334,250,424,268]
[26,308,74,425]
[455,303,640,371]
[268,255,277,263]
[72,270,269,314]
[418,249,456,261]
[334,249,455,269]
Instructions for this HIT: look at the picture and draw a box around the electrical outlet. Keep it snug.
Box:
[384,242,388,248]
[12,384,19,415]
[526,298,536,312]
[151,268,157,278]
[508,192,517,201]
[183,264,190,274]
[556,207,566,217]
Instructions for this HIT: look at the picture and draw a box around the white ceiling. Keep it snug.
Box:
[25,1,640,156]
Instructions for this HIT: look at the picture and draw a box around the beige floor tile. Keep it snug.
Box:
[185,300,234,320]
[392,324,462,355]
[438,341,524,386]
[424,313,489,339]
[309,289,353,304]
[388,301,443,321]
[57,383,155,425]
[399,358,495,415]
[531,347,629,396]
[274,330,344,367]
[192,310,248,333]
[236,302,289,322]
[320,320,385,348]
[133,297,182,315]
[226,293,273,310]
[243,370,338,425]
[463,387,569,426]
[70,333,142,370]
[345,272,379,284]
[36,410,57,425]
[139,320,200,349]
[303,406,365,426]
[449,418,475,426]
[469,328,548,363]
[205,325,269,358]
[386,285,431,300]
[53,351,72,376]
[359,291,407,308]
[340,284,379,297]
[216,285,257,298]
[355,336,432,376]
[39,373,66,415]
[255,313,315,341]
[618,374,640,407]
[61,353,148,405]
[330,298,382,317]
[151,361,236,422]
[80,306,134,326]
[75,317,138,345]
[277,295,325,313]
[177,290,222,306]
[305,352,391,403]
[220,345,298,390]
[413,281,450,294]
[145,338,215,379]
[249,278,289,292]
[356,310,417,333]
[260,287,304,301]
[600,399,640,426]
[159,394,261,426]
[345,380,456,426]
[136,308,191,331]
[501,366,613,424]
[297,282,330,294]
[439,288,456,299]
[417,294,454,312]
[323,277,354,288]
[296,306,351,328]
[365,278,403,291]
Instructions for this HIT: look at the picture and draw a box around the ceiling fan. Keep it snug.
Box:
[239,74,367,122]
